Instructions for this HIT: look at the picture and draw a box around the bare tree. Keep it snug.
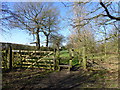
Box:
[40,5,60,47]
[4,2,60,49]
[3,2,45,49]
[69,3,96,53]
[50,34,64,49]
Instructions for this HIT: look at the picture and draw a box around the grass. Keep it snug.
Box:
[60,50,69,58]
[59,50,80,66]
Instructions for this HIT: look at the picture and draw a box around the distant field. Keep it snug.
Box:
[60,50,69,58]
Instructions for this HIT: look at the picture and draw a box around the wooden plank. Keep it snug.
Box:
[15,64,54,69]
[21,55,40,57]
[24,59,54,62]
[32,66,54,69]
[22,61,53,64]
[58,65,72,71]
[38,60,54,62]
[18,54,52,58]
[58,65,71,67]
[18,63,54,66]
[39,64,54,66]
[21,55,30,57]
[23,59,37,60]
[12,50,53,53]
[23,62,54,66]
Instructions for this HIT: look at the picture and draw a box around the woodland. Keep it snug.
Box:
[1,1,119,89]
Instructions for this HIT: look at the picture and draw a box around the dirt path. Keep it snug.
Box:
[3,55,119,89]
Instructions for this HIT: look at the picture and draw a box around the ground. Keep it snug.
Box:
[2,55,119,89]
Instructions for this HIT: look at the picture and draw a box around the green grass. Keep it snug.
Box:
[72,58,79,66]
[59,50,79,65]
[58,50,70,64]
[60,50,69,58]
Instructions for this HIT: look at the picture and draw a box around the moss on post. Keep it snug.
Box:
[68,59,72,71]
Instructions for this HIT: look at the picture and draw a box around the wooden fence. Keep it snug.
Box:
[2,43,107,71]
[2,47,55,70]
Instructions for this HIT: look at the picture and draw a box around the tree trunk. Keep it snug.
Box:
[36,29,40,49]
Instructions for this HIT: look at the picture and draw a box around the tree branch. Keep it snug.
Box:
[100,0,120,21]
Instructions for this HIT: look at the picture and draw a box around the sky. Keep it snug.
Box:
[0,2,118,46]
[0,2,72,46]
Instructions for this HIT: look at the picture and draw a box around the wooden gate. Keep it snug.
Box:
[2,48,55,70]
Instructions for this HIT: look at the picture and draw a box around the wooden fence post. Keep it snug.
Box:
[19,50,23,68]
[53,47,60,70]
[9,44,12,70]
[69,48,74,58]
[78,48,82,65]
[68,48,74,71]
[53,57,56,71]
[53,48,56,70]
[5,49,9,69]
[68,59,72,71]
[82,47,86,70]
